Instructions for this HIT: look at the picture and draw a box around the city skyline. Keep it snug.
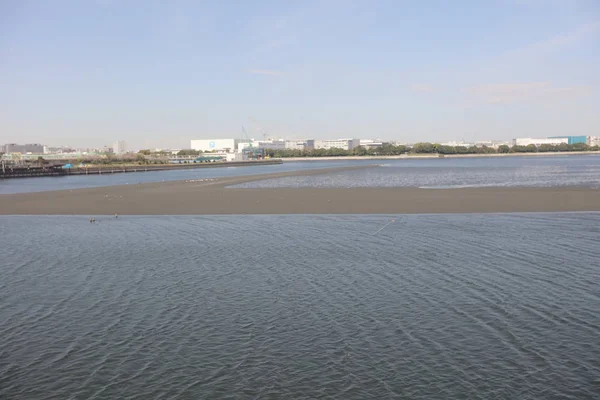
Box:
[1,1,599,149]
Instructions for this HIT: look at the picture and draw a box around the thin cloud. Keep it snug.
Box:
[503,21,600,58]
[466,82,591,104]
[248,69,284,77]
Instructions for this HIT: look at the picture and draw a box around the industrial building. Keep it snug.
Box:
[190,138,250,153]
[360,139,384,149]
[3,143,44,154]
[314,139,360,151]
[548,136,588,145]
[441,141,476,147]
[285,139,315,151]
[253,139,286,150]
[512,138,568,146]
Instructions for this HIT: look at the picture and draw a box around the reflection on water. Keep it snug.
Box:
[1,213,599,399]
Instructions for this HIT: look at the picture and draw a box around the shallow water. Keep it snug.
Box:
[0,160,365,194]
[1,214,599,399]
[232,155,600,189]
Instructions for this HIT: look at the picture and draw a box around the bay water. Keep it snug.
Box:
[1,214,599,399]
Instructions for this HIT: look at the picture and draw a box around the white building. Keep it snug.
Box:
[360,139,384,149]
[512,138,568,146]
[285,139,315,150]
[190,138,249,153]
[113,140,127,154]
[589,136,600,146]
[314,138,360,151]
[440,141,475,147]
[225,152,247,161]
[252,139,286,150]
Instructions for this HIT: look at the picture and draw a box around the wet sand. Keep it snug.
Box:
[1,165,599,215]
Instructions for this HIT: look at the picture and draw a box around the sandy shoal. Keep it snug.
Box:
[1,165,599,215]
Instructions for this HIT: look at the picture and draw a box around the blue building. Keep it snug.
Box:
[548,136,588,145]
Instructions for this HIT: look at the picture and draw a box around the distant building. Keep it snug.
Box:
[113,140,127,154]
[512,138,568,146]
[253,139,286,150]
[190,138,249,153]
[3,143,44,154]
[226,152,246,161]
[474,140,510,149]
[548,136,588,145]
[440,141,475,147]
[589,136,600,147]
[314,138,360,151]
[285,139,315,151]
[359,139,384,149]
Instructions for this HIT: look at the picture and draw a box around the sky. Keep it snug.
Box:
[1,0,599,149]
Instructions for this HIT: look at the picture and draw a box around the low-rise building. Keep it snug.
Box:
[3,143,45,154]
[314,138,360,151]
[512,138,568,146]
[548,136,588,145]
[589,136,600,147]
[359,139,384,149]
[285,139,315,151]
[190,138,250,153]
[225,152,247,161]
[440,141,475,147]
[252,139,286,150]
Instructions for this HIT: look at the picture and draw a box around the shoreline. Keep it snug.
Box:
[280,151,600,161]
[0,159,283,179]
[2,165,599,215]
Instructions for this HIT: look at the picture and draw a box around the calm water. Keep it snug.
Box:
[0,160,365,195]
[1,214,600,399]
[233,155,600,189]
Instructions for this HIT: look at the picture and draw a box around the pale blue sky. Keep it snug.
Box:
[1,0,599,149]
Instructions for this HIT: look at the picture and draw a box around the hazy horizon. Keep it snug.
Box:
[1,0,599,149]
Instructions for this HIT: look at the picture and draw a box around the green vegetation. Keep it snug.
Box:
[263,142,600,158]
[265,144,408,158]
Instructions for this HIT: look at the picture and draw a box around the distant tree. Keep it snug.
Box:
[352,146,368,156]
[436,145,456,154]
[555,143,569,152]
[497,145,510,153]
[138,149,152,155]
[395,145,407,154]
[570,143,588,152]
[510,145,528,153]
[538,144,557,152]
[411,142,435,153]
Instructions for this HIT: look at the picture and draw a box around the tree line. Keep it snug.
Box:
[263,142,600,158]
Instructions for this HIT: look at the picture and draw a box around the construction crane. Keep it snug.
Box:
[241,126,264,160]
[249,117,269,141]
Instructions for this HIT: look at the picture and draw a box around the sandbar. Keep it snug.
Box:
[1,165,599,215]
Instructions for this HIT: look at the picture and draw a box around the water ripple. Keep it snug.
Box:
[1,213,599,399]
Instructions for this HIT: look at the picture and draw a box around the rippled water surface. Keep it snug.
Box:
[232,155,600,188]
[0,160,365,194]
[1,214,600,399]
